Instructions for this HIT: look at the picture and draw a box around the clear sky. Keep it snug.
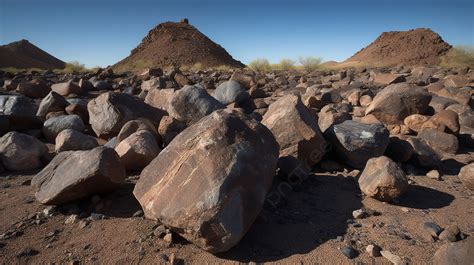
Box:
[1,0,473,68]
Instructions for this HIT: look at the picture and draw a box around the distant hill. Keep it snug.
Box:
[0,39,66,69]
[113,19,244,72]
[344,28,452,67]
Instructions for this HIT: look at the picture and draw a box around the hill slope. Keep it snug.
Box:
[344,28,452,67]
[0,39,66,69]
[113,20,245,72]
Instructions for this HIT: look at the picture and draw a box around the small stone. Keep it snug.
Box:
[423,221,443,238]
[381,250,405,265]
[341,246,358,259]
[78,220,89,229]
[438,224,460,242]
[64,214,79,224]
[89,213,105,221]
[426,170,441,180]
[163,233,173,243]
[366,244,382,257]
[42,206,56,217]
[153,225,166,237]
[352,209,368,219]
[132,210,143,217]
[336,236,344,242]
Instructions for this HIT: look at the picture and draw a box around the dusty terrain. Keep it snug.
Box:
[1,165,473,264]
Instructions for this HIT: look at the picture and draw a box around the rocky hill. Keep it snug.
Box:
[0,39,65,69]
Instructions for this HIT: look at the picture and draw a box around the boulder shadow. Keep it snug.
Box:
[98,182,142,218]
[392,185,454,209]
[217,174,362,263]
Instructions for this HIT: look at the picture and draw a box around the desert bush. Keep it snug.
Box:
[63,61,87,73]
[248,58,271,72]
[299,56,322,72]
[440,46,474,68]
[278,59,296,70]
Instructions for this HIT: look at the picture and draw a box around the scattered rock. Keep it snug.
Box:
[37,92,69,118]
[418,128,458,154]
[358,156,409,202]
[458,163,473,190]
[133,110,279,253]
[116,119,158,143]
[51,81,82,96]
[213,80,249,105]
[262,94,327,171]
[341,246,358,259]
[43,115,85,142]
[0,131,48,171]
[55,129,98,152]
[426,169,441,180]
[381,250,405,265]
[424,221,443,238]
[31,146,126,205]
[168,85,224,125]
[438,224,460,242]
[326,120,389,169]
[157,116,186,146]
[115,130,161,170]
[366,244,382,257]
[87,92,165,138]
[365,83,431,124]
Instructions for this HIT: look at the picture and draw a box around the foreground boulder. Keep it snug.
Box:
[87,92,165,138]
[459,163,473,190]
[262,94,327,170]
[168,85,224,125]
[31,146,126,205]
[133,110,279,253]
[365,83,431,124]
[115,130,161,170]
[358,156,409,202]
[55,129,99,152]
[213,80,249,105]
[326,120,390,169]
[0,132,48,171]
[433,237,474,265]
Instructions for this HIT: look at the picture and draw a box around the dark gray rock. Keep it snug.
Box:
[168,85,224,125]
[55,129,99,152]
[37,92,70,118]
[0,132,48,171]
[213,80,249,105]
[43,115,85,142]
[326,120,390,169]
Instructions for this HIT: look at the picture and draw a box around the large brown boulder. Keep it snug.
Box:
[31,146,126,205]
[365,83,431,124]
[87,92,165,138]
[133,110,279,253]
[262,94,327,169]
[358,156,409,202]
[51,81,82,96]
[16,79,50,98]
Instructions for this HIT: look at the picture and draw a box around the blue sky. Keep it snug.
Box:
[1,0,473,67]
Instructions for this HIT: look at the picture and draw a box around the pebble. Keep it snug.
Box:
[352,209,368,219]
[366,244,381,257]
[132,210,144,217]
[64,214,79,225]
[426,170,441,180]
[163,233,173,243]
[336,236,344,242]
[42,206,56,217]
[88,213,106,221]
[153,225,166,237]
[381,250,405,265]
[438,224,460,242]
[423,221,442,238]
[78,220,89,229]
[341,246,358,259]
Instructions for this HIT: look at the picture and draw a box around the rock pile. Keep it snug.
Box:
[0,63,472,258]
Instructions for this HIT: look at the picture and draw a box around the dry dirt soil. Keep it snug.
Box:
[1,165,473,264]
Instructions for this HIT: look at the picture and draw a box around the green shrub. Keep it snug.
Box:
[299,56,322,72]
[63,61,87,73]
[440,46,474,68]
[278,58,295,70]
[248,58,271,72]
